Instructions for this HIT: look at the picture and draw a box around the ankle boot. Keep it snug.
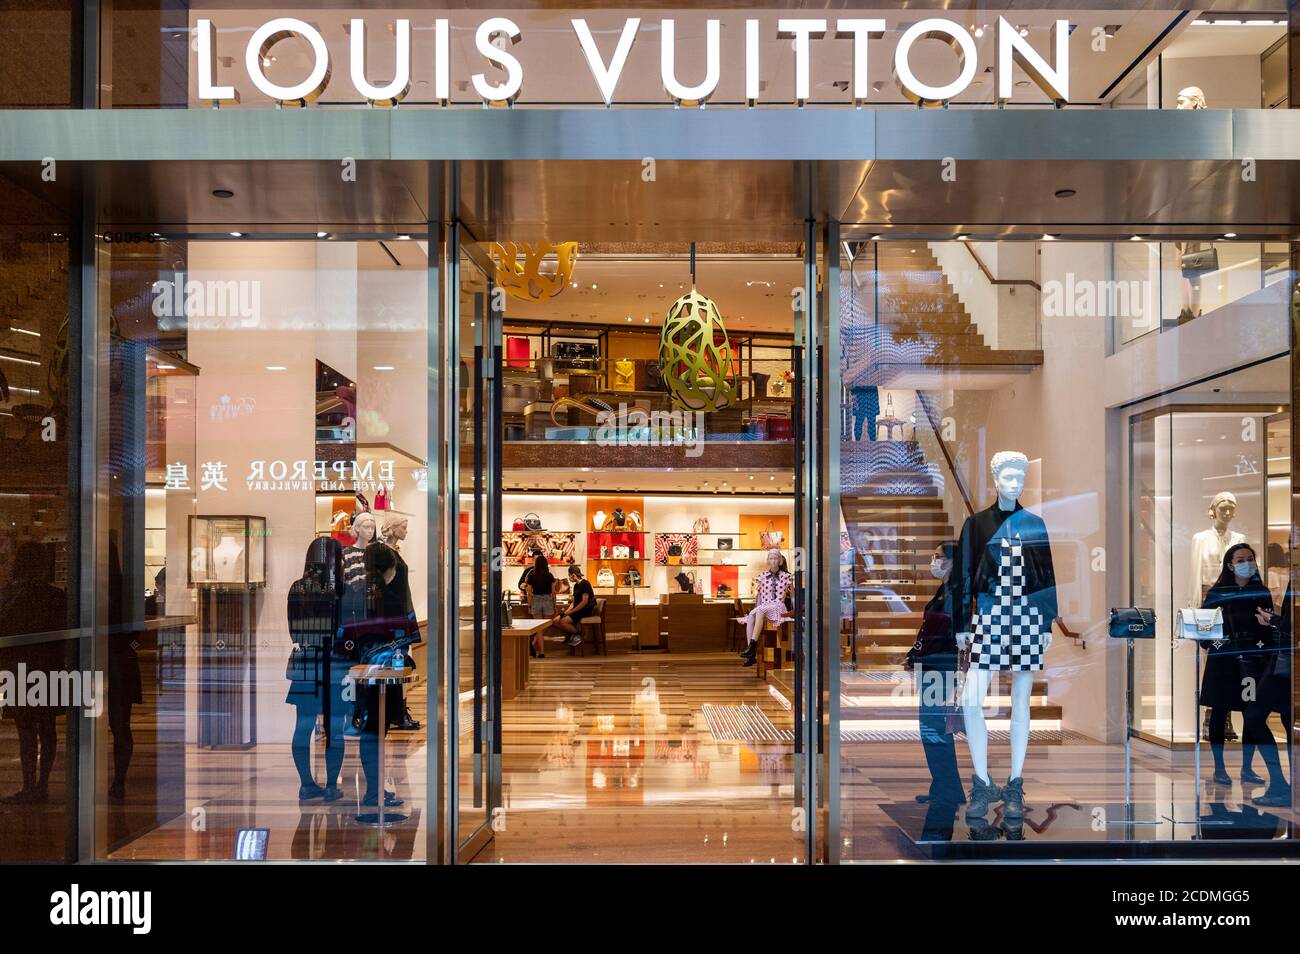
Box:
[1002,776,1025,819]
[965,774,1002,820]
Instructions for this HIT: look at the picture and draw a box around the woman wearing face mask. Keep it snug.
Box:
[740,550,794,667]
[903,542,965,807]
[1200,543,1273,787]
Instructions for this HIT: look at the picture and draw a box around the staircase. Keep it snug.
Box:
[865,243,1043,375]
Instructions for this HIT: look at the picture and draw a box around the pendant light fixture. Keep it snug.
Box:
[659,241,736,413]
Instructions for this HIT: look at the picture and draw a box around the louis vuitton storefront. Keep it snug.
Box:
[0,2,1298,868]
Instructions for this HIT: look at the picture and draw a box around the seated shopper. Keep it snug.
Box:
[551,564,594,647]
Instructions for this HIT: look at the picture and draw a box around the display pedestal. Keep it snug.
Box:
[197,584,259,750]
[1115,633,1164,827]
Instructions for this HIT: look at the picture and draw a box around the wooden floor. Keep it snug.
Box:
[3,652,1290,861]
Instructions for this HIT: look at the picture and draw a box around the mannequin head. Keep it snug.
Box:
[1176,86,1207,110]
[765,549,789,574]
[352,511,377,547]
[382,514,409,544]
[1207,491,1237,531]
[989,451,1029,508]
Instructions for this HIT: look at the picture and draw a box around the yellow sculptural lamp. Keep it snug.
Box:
[488,241,579,302]
[659,287,736,414]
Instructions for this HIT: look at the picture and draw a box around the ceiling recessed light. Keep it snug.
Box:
[956,234,969,241]
[317,231,328,238]
[373,365,395,371]
[396,234,411,240]
[1015,80,1030,88]
[1223,232,1237,239]
[1042,233,1057,241]
[229,231,242,237]
[156,363,176,370]
[1054,188,1076,199]
[212,189,234,199]
[265,365,287,371]
[973,27,984,37]
[1130,235,1143,241]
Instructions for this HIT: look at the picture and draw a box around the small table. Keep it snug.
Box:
[349,664,417,828]
[501,618,551,700]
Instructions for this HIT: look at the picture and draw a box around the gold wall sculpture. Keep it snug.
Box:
[658,289,736,413]
[488,241,579,302]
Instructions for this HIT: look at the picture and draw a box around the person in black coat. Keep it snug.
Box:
[903,541,965,807]
[286,537,349,802]
[1248,586,1294,806]
[1200,543,1274,787]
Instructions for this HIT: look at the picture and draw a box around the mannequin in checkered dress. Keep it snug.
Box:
[951,452,1058,820]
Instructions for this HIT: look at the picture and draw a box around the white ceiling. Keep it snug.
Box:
[1162,22,1285,59]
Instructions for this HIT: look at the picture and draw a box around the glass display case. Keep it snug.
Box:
[188,515,267,586]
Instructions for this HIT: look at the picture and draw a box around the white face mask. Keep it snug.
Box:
[930,559,951,580]
[1233,561,1257,580]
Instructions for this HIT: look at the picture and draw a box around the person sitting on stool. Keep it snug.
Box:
[551,564,594,648]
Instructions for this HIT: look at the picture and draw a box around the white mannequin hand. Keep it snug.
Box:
[1043,632,1053,651]
[955,632,972,651]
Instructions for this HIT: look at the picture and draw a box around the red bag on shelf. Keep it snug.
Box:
[506,336,531,368]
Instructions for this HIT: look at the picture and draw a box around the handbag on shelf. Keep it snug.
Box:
[1176,607,1224,642]
[613,358,636,390]
[759,521,785,548]
[750,371,770,398]
[523,512,543,531]
[506,336,531,369]
[655,533,697,566]
[1109,607,1156,639]
[596,566,616,587]
[511,517,527,531]
[612,545,631,559]
[692,517,710,534]
[717,538,733,551]
[626,567,642,587]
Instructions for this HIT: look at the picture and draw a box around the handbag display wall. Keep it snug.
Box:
[759,520,785,548]
[692,517,710,534]
[596,566,616,587]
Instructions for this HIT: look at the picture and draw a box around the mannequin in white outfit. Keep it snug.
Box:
[1188,492,1244,609]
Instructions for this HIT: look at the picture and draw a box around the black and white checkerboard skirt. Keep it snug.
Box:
[969,540,1047,672]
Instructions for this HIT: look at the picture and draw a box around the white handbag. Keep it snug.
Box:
[1176,607,1224,642]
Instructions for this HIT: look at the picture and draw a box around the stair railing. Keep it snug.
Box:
[914,391,974,518]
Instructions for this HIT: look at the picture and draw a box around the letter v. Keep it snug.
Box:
[572,18,640,104]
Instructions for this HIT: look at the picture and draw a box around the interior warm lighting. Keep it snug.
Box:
[316,231,328,238]
[156,363,177,370]
[1130,235,1143,241]
[11,327,40,338]
[1042,233,1057,240]
[0,354,39,366]
[265,365,287,371]
[1223,232,1237,239]
[396,234,411,240]
[372,365,395,371]
[229,231,242,237]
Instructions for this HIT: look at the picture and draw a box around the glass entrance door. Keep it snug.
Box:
[451,225,504,861]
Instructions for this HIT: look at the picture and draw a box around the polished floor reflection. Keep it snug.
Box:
[842,733,1296,858]
[473,653,802,864]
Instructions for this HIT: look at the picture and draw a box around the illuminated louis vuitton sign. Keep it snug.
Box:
[196,15,1070,108]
